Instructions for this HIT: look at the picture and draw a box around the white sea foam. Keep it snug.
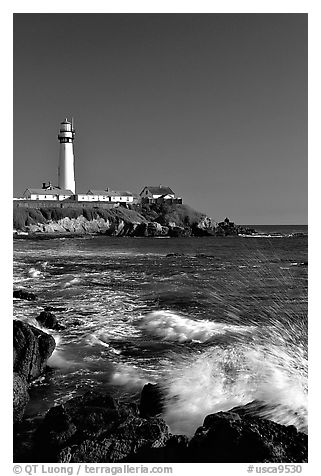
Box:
[86,333,122,354]
[47,350,78,369]
[63,277,81,288]
[111,364,148,388]
[162,341,308,436]
[27,267,42,278]
[138,310,253,343]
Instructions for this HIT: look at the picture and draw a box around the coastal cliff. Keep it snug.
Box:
[13,203,255,237]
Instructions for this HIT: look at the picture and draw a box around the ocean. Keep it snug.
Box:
[13,225,308,438]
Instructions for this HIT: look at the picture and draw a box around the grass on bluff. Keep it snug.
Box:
[134,202,206,227]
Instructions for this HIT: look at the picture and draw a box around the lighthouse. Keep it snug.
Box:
[58,118,76,193]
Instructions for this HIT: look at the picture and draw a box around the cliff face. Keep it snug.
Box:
[27,215,142,236]
[14,206,145,236]
[13,206,171,237]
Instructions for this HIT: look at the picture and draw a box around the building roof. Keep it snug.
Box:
[24,187,73,195]
[87,189,133,196]
[87,190,109,195]
[110,191,133,197]
[141,186,174,196]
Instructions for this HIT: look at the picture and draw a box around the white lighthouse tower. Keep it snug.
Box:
[58,118,76,193]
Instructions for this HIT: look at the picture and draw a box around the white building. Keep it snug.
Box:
[108,191,134,203]
[139,185,175,201]
[23,184,73,201]
[73,189,134,203]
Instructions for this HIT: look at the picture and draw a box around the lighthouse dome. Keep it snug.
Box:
[60,119,72,132]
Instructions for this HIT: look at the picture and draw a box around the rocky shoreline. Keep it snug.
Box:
[13,291,307,463]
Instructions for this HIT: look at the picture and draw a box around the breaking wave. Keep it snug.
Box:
[162,338,307,436]
[138,310,254,343]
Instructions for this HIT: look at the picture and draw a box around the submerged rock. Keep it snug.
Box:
[36,311,63,330]
[44,306,68,312]
[13,373,29,424]
[13,289,37,301]
[13,319,56,382]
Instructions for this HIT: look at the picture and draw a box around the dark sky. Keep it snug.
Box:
[13,13,307,224]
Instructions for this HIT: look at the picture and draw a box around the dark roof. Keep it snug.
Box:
[24,187,73,195]
[141,186,174,196]
[87,190,133,196]
[87,190,110,195]
[110,191,133,197]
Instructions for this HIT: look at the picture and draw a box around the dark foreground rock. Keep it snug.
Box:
[36,311,63,330]
[33,391,170,463]
[188,411,308,463]
[139,383,164,418]
[13,319,56,382]
[29,390,307,463]
[230,400,308,434]
[13,289,37,301]
[13,373,29,424]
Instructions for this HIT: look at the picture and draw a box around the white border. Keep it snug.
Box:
[4,2,318,474]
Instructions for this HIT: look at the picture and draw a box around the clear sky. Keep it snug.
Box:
[13,13,307,224]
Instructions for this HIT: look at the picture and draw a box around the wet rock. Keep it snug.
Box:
[133,434,190,463]
[161,226,169,235]
[192,224,216,236]
[139,383,164,418]
[13,320,56,382]
[30,394,308,463]
[162,434,190,462]
[44,306,68,312]
[188,411,308,463]
[57,415,169,463]
[33,391,170,463]
[195,253,216,259]
[13,373,29,424]
[13,289,37,301]
[36,311,63,330]
[168,226,191,237]
[230,400,308,434]
[146,222,163,237]
[132,223,148,237]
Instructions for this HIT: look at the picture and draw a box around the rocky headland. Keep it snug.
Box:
[13,203,256,237]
